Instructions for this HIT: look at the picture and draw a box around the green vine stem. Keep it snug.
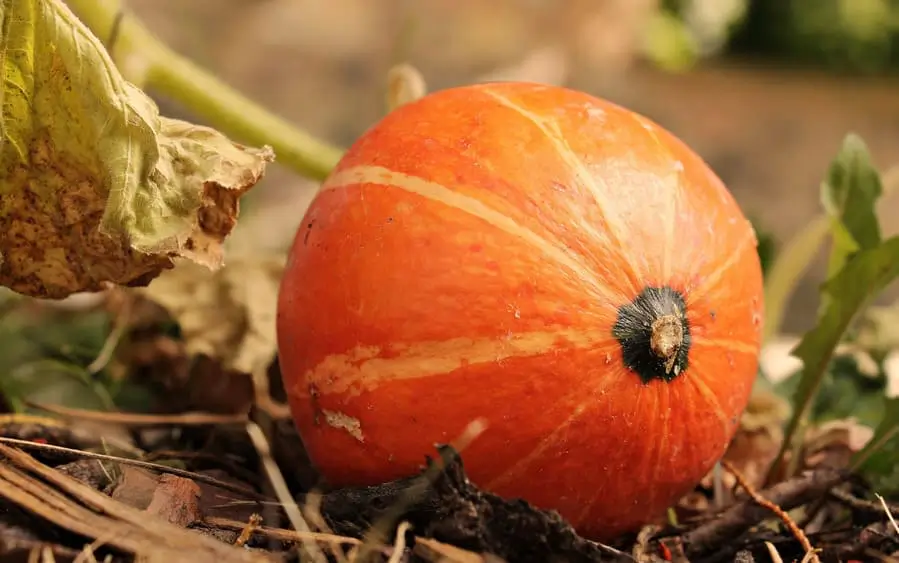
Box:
[63,0,345,182]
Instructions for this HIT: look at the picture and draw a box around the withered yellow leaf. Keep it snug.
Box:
[0,0,274,299]
[136,256,285,378]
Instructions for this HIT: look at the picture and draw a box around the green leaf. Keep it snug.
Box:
[773,353,887,428]
[2,358,114,412]
[760,134,889,345]
[0,0,274,299]
[821,133,883,277]
[791,235,899,424]
[853,396,899,476]
[766,235,899,483]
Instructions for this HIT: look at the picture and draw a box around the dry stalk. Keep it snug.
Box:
[0,443,269,563]
[722,460,819,563]
[27,401,247,426]
[0,436,264,500]
[245,421,329,563]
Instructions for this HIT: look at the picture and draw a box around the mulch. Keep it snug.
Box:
[0,408,897,563]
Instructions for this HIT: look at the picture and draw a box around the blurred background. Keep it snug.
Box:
[128,0,899,332]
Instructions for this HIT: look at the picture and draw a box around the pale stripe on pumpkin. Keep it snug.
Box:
[305,326,611,396]
[685,226,758,305]
[480,87,644,282]
[684,372,732,436]
[320,165,619,303]
[484,84,758,310]
[647,381,672,516]
[626,113,682,283]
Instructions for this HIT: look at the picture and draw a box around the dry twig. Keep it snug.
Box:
[722,460,819,563]
[877,493,899,537]
[204,515,363,547]
[0,436,265,500]
[683,467,844,557]
[387,521,412,563]
[0,443,271,563]
[829,488,899,517]
[235,514,263,547]
[27,401,248,426]
[245,421,329,563]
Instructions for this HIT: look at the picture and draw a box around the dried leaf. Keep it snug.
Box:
[700,390,790,497]
[0,0,274,299]
[112,466,161,511]
[86,464,206,529]
[740,389,792,434]
[145,474,203,528]
[109,277,268,415]
[803,418,873,470]
[136,256,285,377]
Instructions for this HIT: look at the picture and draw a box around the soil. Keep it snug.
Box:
[1,415,897,562]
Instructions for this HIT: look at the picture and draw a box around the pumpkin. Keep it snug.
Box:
[276,82,765,540]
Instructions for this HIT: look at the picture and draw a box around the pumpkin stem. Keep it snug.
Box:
[650,314,684,375]
[612,285,691,384]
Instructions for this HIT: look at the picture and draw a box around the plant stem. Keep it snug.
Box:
[761,215,830,344]
[62,0,344,182]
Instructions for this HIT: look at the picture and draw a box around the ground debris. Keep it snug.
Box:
[2,418,899,563]
[146,474,204,527]
[312,445,629,563]
[303,444,899,563]
[100,256,286,418]
[0,442,274,563]
[417,447,625,563]
[110,467,203,527]
[57,458,115,490]
[0,528,84,563]
[0,413,135,463]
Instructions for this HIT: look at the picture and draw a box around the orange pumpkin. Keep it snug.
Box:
[276,82,764,540]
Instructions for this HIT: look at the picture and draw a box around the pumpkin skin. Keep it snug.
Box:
[276,82,764,540]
